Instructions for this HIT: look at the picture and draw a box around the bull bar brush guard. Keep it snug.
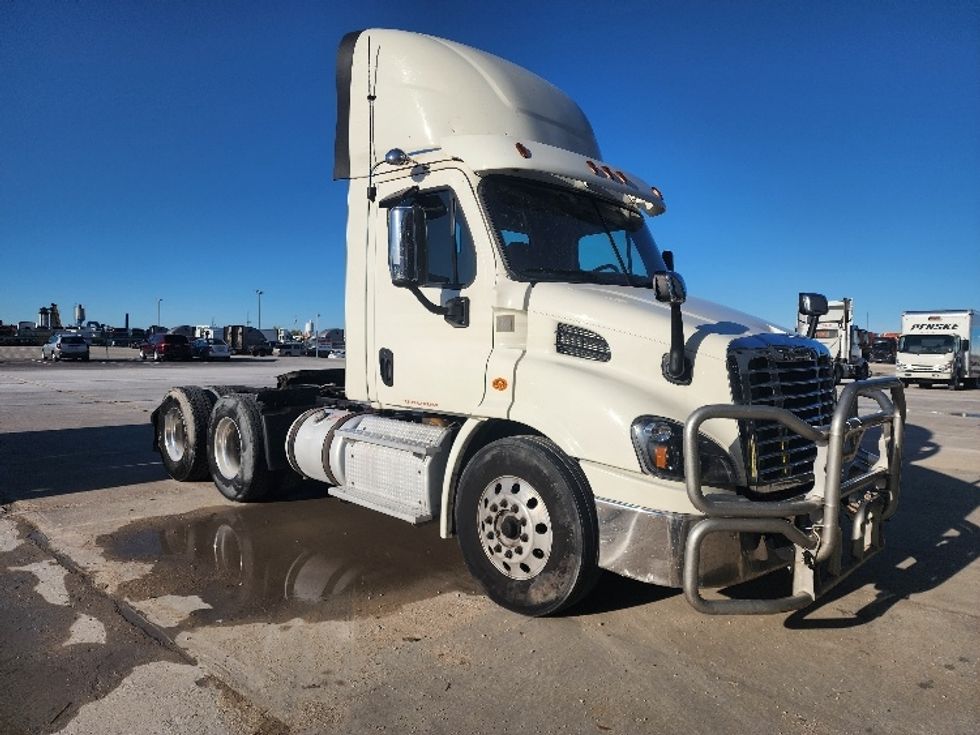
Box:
[682,376,906,615]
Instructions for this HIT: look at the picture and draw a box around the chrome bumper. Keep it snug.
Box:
[596,499,793,589]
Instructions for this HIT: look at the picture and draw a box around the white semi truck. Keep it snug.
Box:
[151,29,905,616]
[796,297,869,384]
[897,309,979,390]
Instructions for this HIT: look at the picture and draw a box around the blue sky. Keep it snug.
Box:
[1,1,977,333]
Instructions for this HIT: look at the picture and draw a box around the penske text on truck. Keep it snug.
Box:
[150,29,905,616]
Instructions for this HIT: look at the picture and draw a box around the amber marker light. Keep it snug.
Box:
[651,186,664,200]
[492,377,508,391]
[515,142,532,159]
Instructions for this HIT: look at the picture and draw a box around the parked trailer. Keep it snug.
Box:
[151,29,904,617]
[897,309,979,390]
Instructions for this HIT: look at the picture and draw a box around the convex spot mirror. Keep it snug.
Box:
[388,204,426,287]
[653,271,687,304]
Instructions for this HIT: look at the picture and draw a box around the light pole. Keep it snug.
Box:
[256,289,263,330]
[315,313,320,359]
[157,298,162,329]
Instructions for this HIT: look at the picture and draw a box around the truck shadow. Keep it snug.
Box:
[0,424,165,503]
[783,422,979,628]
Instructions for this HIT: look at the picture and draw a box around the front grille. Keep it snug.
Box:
[728,342,835,495]
[556,323,611,362]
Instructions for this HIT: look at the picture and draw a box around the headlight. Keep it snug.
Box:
[939,362,953,372]
[895,361,907,370]
[631,416,737,487]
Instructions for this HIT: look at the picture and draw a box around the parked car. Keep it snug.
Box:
[41,334,90,361]
[191,337,232,361]
[274,341,304,357]
[328,348,346,359]
[249,341,273,357]
[138,333,193,361]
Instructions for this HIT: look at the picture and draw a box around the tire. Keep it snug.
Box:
[900,379,910,388]
[207,393,280,502]
[82,354,90,362]
[156,386,215,481]
[41,351,47,361]
[139,349,147,361]
[455,436,600,617]
[948,369,960,391]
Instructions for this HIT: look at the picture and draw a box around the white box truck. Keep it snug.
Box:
[897,310,979,390]
[796,297,869,383]
[150,29,904,616]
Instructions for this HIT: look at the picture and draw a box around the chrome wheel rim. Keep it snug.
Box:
[478,475,552,580]
[162,405,186,461]
[214,416,242,480]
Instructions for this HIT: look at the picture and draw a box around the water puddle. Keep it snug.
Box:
[99,497,478,629]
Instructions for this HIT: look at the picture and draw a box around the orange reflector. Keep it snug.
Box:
[515,142,532,159]
[654,445,669,470]
[492,377,508,391]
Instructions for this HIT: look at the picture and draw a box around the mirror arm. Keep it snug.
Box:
[407,285,447,316]
[405,286,469,328]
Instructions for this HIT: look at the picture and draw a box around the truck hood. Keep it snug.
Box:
[527,282,792,363]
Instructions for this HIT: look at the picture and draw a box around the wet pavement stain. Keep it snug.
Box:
[99,497,480,630]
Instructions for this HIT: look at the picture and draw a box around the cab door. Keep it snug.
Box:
[369,168,494,415]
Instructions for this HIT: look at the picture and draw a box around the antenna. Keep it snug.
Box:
[366,39,381,201]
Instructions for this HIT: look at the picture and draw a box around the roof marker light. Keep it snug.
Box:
[614,170,628,184]
[651,186,664,200]
[586,160,601,175]
[515,142,532,159]
[601,165,616,179]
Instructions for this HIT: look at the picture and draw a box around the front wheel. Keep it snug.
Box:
[139,349,147,361]
[455,436,599,617]
[207,394,280,502]
[948,369,961,391]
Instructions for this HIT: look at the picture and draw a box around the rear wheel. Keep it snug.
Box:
[156,386,215,481]
[455,436,599,616]
[208,394,280,502]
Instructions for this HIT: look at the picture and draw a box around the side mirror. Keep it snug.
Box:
[388,204,426,287]
[798,292,829,339]
[653,271,687,304]
[798,292,829,318]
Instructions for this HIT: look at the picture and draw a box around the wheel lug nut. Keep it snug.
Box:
[516,546,523,555]
[487,532,494,540]
[490,504,498,512]
[504,550,513,559]
[520,534,528,542]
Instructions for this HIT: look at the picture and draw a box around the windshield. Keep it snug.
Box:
[898,334,957,354]
[479,175,666,286]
